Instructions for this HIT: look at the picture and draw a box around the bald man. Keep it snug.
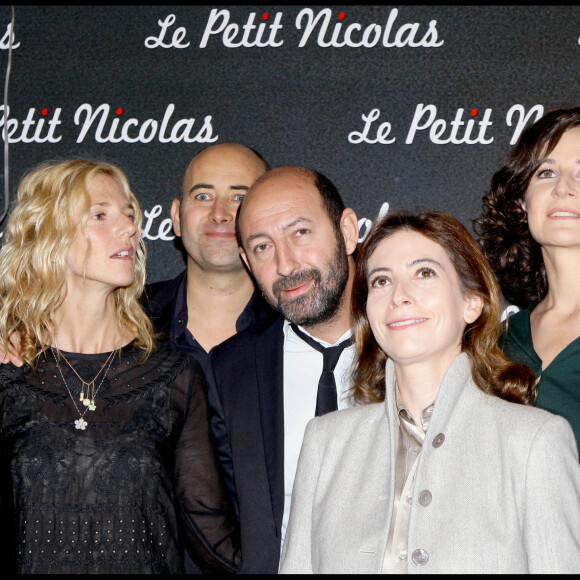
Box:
[144,142,277,369]
[206,167,359,572]
[143,143,279,574]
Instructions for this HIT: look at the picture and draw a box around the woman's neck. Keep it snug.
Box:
[540,245,580,312]
[393,352,459,426]
[53,292,126,353]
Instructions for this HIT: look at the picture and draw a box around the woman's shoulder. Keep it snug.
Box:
[0,362,29,395]
[474,381,575,445]
[309,402,386,435]
[503,305,533,335]
[501,305,538,365]
[131,340,200,383]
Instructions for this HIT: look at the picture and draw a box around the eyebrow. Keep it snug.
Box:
[188,183,251,195]
[538,157,580,165]
[367,258,443,277]
[245,217,313,245]
[91,201,134,211]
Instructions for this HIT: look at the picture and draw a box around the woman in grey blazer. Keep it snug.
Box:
[280,211,580,574]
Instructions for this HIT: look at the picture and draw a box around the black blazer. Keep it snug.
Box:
[206,316,285,575]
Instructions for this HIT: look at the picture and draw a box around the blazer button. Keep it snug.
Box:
[432,433,445,448]
[411,548,429,566]
[419,489,432,506]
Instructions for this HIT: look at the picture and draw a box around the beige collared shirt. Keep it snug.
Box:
[381,389,435,574]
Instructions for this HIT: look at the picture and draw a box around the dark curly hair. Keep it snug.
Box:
[474,105,580,308]
[350,210,535,406]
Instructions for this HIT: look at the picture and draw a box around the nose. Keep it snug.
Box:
[275,243,301,277]
[209,197,233,224]
[119,213,137,238]
[552,172,579,199]
[391,281,414,308]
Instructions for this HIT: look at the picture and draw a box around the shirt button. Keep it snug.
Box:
[419,490,432,506]
[412,548,429,566]
[406,496,412,505]
[399,552,407,561]
[413,446,420,453]
[432,433,445,448]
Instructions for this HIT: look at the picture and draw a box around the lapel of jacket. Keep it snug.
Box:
[254,318,285,536]
[422,352,472,440]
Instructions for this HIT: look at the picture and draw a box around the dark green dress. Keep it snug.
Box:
[501,304,580,456]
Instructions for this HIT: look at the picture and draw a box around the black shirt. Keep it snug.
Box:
[143,269,276,370]
[0,341,240,574]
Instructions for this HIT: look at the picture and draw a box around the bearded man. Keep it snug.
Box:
[206,166,359,573]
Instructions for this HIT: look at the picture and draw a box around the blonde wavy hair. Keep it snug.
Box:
[0,158,155,367]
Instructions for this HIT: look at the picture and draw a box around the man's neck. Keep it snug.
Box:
[184,263,256,351]
[185,262,255,308]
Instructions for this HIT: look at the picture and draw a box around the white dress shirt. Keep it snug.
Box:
[281,320,355,550]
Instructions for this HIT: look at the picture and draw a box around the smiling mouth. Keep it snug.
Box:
[388,318,427,328]
[283,279,314,297]
[548,211,580,218]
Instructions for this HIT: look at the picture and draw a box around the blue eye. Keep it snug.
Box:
[233,194,246,202]
[195,193,212,201]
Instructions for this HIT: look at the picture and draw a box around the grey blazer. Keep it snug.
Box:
[280,353,580,574]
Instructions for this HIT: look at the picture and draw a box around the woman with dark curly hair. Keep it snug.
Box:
[279,210,580,574]
[475,105,580,452]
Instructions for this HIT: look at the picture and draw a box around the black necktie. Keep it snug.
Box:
[290,323,352,416]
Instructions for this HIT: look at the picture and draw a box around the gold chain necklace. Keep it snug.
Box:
[52,334,123,430]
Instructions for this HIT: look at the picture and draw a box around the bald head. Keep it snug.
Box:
[171,142,269,274]
[181,142,269,200]
[234,166,359,327]
[236,166,346,250]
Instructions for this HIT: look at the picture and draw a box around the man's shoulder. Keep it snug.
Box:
[210,315,284,360]
[216,314,284,349]
[143,270,186,306]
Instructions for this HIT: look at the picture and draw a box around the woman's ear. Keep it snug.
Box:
[463,294,484,324]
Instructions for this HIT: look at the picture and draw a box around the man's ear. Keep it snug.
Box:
[170,198,182,237]
[240,247,251,272]
[463,294,484,324]
[340,208,360,256]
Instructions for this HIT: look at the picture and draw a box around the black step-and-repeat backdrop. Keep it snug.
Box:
[1,5,579,284]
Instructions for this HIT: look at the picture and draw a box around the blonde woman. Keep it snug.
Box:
[0,159,240,574]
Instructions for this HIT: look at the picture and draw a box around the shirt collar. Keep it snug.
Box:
[395,383,435,439]
[283,319,353,351]
[172,272,268,338]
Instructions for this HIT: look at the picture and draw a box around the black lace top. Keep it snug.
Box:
[0,341,240,574]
